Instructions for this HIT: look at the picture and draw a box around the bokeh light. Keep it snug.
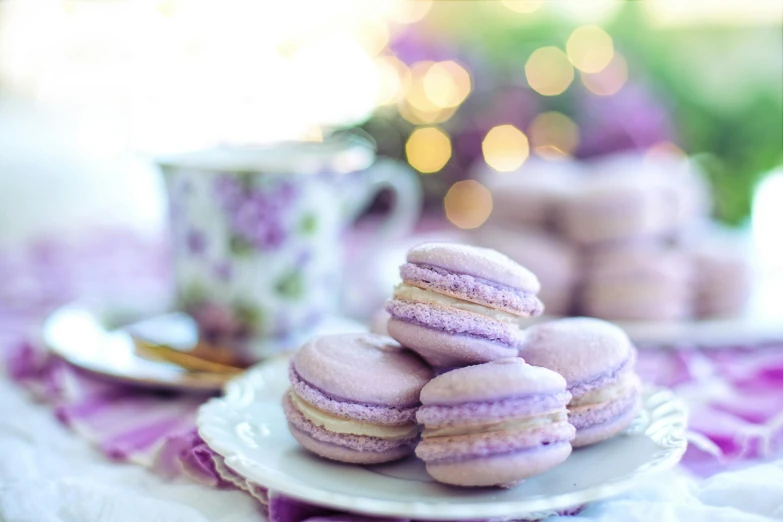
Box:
[525,46,574,96]
[580,53,628,96]
[406,126,452,173]
[566,25,614,73]
[444,180,494,229]
[422,61,472,108]
[400,61,457,124]
[399,103,456,125]
[386,0,433,24]
[407,61,438,111]
[500,0,543,14]
[375,55,410,105]
[482,124,530,172]
[528,111,580,158]
[356,20,390,56]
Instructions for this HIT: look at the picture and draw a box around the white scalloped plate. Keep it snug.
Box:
[198,358,688,520]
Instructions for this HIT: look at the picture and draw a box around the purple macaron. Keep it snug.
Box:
[284,333,433,464]
[579,244,694,322]
[473,227,579,317]
[415,358,574,487]
[386,243,544,368]
[520,317,642,447]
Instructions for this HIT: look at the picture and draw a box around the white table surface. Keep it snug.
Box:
[2,375,782,522]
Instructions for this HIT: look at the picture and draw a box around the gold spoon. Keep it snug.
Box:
[131,337,245,374]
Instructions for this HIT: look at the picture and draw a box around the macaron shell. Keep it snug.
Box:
[519,317,633,385]
[293,333,432,407]
[406,242,540,292]
[387,318,517,368]
[417,392,572,428]
[571,400,640,448]
[289,365,419,425]
[424,442,572,487]
[569,389,640,430]
[283,393,417,459]
[568,354,635,399]
[288,425,414,465]
[400,263,543,317]
[386,299,523,347]
[420,357,567,405]
[581,295,691,322]
[415,421,575,461]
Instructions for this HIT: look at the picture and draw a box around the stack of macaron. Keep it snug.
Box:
[284,242,643,490]
[579,243,694,322]
[384,242,544,369]
[686,234,755,319]
[472,150,753,322]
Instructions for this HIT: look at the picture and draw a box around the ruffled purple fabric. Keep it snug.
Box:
[3,231,783,520]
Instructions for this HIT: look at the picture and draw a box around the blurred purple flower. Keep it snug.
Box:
[390,27,454,65]
[254,222,286,249]
[276,181,297,204]
[576,83,676,158]
[222,181,296,251]
[248,191,274,216]
[214,174,244,209]
[232,201,261,239]
[186,229,207,254]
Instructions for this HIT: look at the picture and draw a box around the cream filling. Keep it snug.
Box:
[393,283,519,324]
[289,391,418,440]
[422,411,566,439]
[570,373,640,407]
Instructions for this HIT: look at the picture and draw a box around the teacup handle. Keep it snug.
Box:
[345,157,422,244]
[341,158,422,316]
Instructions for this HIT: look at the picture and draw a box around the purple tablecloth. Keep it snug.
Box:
[3,230,783,521]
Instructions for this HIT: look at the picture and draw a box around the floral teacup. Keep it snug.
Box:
[157,136,421,362]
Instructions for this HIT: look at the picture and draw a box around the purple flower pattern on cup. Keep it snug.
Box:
[215,175,299,252]
[161,146,419,361]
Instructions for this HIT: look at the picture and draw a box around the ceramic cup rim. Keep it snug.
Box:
[155,133,376,176]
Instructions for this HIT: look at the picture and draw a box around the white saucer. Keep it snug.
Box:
[42,303,365,393]
[198,358,688,520]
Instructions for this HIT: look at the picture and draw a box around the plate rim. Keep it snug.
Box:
[529,314,783,349]
[42,303,228,392]
[198,359,689,520]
